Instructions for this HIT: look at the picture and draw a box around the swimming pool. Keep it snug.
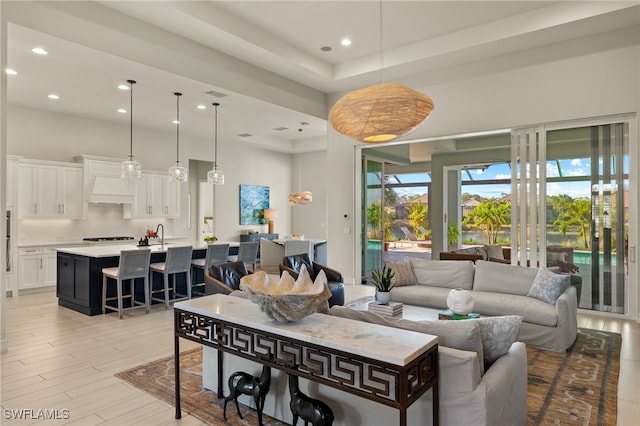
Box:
[573,251,619,265]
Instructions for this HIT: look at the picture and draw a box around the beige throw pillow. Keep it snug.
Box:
[384,261,418,287]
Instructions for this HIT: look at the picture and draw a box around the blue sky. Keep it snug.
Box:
[390,157,629,199]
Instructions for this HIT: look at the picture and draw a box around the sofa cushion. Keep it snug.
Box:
[384,260,417,287]
[408,258,474,290]
[473,260,537,296]
[484,245,504,260]
[329,306,485,374]
[391,285,451,308]
[471,291,558,326]
[470,315,522,369]
[527,268,571,304]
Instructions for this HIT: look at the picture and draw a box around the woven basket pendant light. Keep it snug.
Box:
[329,0,434,143]
[329,82,434,143]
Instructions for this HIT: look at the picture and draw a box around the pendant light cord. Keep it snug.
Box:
[128,79,136,160]
[378,0,383,84]
[213,103,220,170]
[175,92,182,164]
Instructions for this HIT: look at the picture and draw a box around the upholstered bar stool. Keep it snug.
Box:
[228,241,259,272]
[102,249,151,319]
[149,245,193,308]
[191,243,229,296]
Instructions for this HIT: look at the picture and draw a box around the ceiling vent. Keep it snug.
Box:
[205,90,228,98]
[238,133,252,138]
[273,127,288,131]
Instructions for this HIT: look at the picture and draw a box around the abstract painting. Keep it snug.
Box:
[239,184,270,225]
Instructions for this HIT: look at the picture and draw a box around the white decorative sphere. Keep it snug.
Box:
[447,288,474,315]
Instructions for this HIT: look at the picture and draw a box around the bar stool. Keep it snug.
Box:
[149,245,193,308]
[191,243,230,296]
[228,241,259,272]
[102,249,151,319]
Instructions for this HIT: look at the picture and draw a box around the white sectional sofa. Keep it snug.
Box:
[329,306,528,426]
[388,258,579,352]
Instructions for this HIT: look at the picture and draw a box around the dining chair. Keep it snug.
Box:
[102,249,151,319]
[228,241,259,272]
[191,243,230,296]
[149,245,193,308]
[259,238,283,270]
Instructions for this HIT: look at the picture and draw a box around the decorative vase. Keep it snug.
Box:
[376,290,391,305]
[447,288,474,315]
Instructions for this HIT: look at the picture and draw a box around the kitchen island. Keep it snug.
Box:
[56,242,238,316]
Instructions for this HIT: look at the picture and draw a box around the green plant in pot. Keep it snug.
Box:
[371,265,395,305]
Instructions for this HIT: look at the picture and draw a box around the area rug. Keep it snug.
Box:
[116,328,621,426]
[526,328,621,425]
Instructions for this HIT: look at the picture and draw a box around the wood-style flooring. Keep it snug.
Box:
[1,287,639,425]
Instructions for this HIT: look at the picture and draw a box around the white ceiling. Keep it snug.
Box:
[6,1,640,153]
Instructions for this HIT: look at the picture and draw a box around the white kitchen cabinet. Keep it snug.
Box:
[17,161,83,219]
[165,180,180,218]
[18,246,64,291]
[18,247,44,290]
[124,172,180,218]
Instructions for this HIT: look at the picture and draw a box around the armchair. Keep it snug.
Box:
[279,254,345,306]
[204,261,252,295]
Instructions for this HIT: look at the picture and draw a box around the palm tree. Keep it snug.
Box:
[463,199,511,244]
[566,197,592,249]
[407,200,428,238]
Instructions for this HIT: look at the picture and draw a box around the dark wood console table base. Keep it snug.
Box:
[174,306,438,426]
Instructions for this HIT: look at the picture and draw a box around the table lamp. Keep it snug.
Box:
[263,208,276,234]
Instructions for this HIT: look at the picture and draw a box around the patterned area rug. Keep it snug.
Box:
[527,328,621,425]
[116,328,620,426]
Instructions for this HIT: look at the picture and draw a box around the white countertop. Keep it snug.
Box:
[272,238,326,244]
[175,294,437,366]
[56,240,240,257]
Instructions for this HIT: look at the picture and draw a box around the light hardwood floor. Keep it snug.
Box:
[1,288,639,425]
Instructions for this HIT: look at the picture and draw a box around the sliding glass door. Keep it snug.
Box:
[362,157,384,280]
[514,120,631,313]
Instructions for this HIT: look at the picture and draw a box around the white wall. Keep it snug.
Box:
[290,151,327,239]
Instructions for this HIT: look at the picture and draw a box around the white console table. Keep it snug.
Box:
[173,294,439,426]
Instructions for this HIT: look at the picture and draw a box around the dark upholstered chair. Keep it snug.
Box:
[204,261,252,295]
[279,254,345,307]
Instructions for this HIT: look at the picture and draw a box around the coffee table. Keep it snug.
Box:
[346,296,444,321]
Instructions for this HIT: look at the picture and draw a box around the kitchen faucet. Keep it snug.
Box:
[156,224,164,246]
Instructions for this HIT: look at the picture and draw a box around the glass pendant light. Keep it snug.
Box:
[120,79,142,178]
[207,102,224,185]
[168,92,188,182]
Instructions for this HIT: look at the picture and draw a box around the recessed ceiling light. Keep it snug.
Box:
[117,108,127,114]
[172,120,180,124]
[117,84,129,90]
[341,38,352,47]
[320,46,332,52]
[48,94,59,100]
[32,47,48,55]
[196,104,206,110]
[5,68,17,75]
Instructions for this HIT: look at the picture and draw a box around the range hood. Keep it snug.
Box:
[87,176,134,204]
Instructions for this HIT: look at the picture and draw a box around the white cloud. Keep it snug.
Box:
[570,159,582,166]
[495,173,511,179]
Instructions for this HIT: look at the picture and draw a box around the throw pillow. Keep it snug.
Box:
[484,245,504,260]
[527,268,571,304]
[470,315,523,369]
[384,261,418,287]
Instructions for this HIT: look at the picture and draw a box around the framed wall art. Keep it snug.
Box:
[239,184,270,225]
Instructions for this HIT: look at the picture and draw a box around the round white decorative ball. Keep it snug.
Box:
[447,288,475,315]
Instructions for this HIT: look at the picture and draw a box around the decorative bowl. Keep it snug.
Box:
[240,265,331,322]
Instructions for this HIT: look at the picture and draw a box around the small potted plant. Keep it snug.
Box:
[371,265,395,305]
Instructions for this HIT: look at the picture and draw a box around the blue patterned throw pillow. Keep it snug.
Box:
[527,268,570,304]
